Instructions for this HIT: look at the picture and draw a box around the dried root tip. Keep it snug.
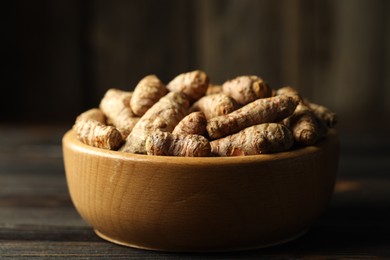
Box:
[295,128,317,145]
[121,91,190,154]
[207,94,300,140]
[172,111,207,136]
[276,86,302,100]
[190,93,239,119]
[305,100,338,128]
[206,84,223,95]
[73,119,123,150]
[292,117,319,146]
[282,102,322,146]
[222,75,272,105]
[130,75,168,116]
[146,131,211,157]
[166,70,210,102]
[75,108,106,124]
[210,123,293,156]
[99,88,139,138]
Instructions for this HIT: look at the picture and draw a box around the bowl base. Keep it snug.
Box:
[94,228,308,253]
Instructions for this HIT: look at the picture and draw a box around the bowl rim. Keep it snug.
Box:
[63,129,338,166]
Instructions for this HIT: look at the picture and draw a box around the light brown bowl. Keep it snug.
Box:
[62,129,339,252]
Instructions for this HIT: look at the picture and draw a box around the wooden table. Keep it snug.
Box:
[1,125,390,259]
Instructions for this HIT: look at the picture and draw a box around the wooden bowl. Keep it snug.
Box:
[62,129,339,252]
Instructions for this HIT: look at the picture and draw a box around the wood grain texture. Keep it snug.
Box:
[1,126,390,258]
[62,129,339,252]
[4,0,390,129]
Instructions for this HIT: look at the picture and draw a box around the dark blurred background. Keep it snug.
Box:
[2,0,390,135]
[1,1,390,256]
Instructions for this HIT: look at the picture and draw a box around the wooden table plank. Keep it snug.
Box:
[1,125,390,258]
